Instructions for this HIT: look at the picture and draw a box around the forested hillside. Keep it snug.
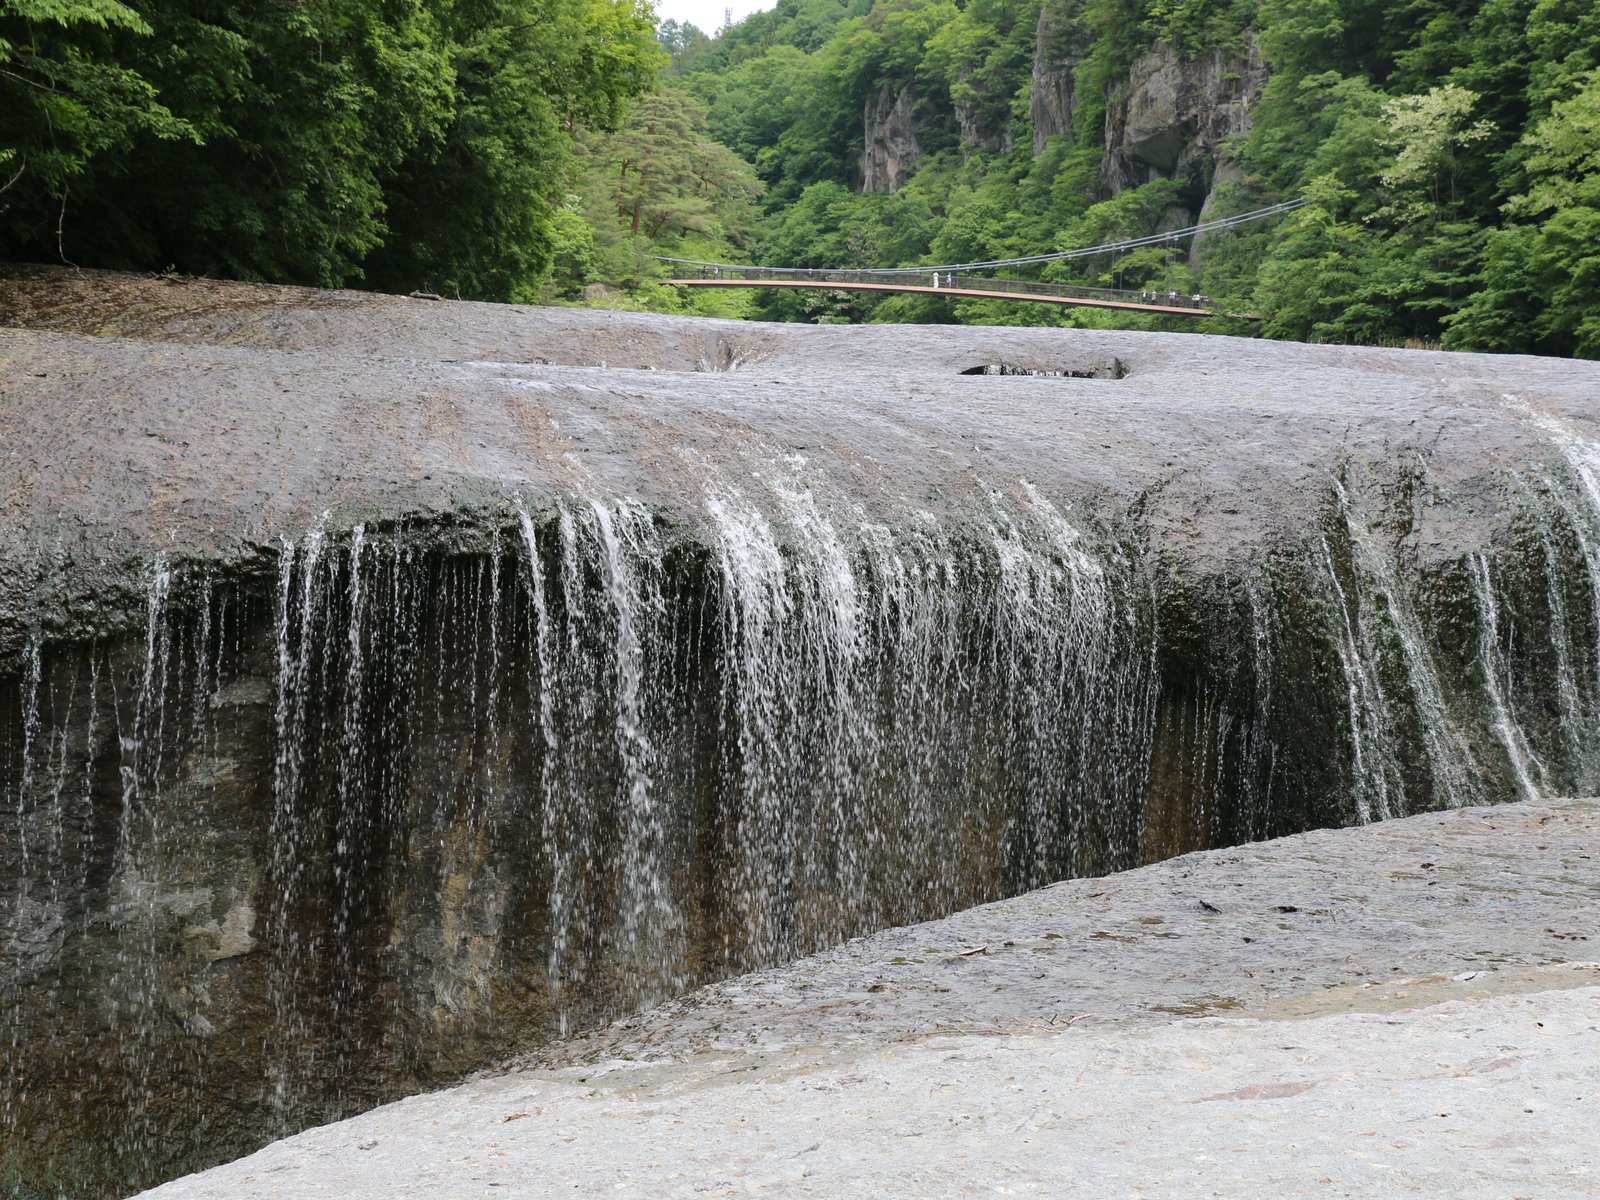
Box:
[3,0,1597,355]
[0,0,660,298]
[583,0,1600,357]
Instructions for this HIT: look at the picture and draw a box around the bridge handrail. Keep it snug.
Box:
[655,197,1305,278]
[665,266,1212,309]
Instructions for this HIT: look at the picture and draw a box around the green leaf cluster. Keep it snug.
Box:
[9,0,1599,357]
[0,0,661,296]
[564,0,1594,355]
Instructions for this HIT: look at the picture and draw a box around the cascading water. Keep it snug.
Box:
[6,425,1600,1197]
[1329,476,1486,812]
[1468,551,1545,802]
[1319,531,1399,823]
[1523,403,1600,765]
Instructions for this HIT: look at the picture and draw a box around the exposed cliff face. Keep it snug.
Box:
[869,23,1265,216]
[955,68,1014,158]
[1029,1,1084,153]
[1100,36,1269,215]
[860,84,923,193]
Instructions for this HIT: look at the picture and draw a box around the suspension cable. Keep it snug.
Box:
[656,197,1308,276]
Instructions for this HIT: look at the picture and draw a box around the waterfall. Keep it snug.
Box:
[5,438,1600,1196]
[587,498,685,1001]
[1467,551,1544,802]
[107,556,176,1169]
[1319,532,1397,823]
[1330,477,1485,812]
[1531,409,1600,752]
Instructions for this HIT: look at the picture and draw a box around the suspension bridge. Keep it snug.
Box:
[662,198,1305,316]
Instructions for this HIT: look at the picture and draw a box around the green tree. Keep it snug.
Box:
[1253,177,1391,341]
[0,0,193,250]
[750,179,932,319]
[583,87,764,243]
[546,202,599,297]
[658,17,711,61]
[1447,70,1600,356]
[134,1,456,285]
[1376,84,1494,218]
[2,0,658,297]
[368,0,661,299]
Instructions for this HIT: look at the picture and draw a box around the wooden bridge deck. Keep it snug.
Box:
[665,273,1226,316]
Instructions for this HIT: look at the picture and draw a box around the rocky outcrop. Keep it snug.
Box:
[134,800,1600,1200]
[7,267,1600,1198]
[1100,36,1269,216]
[860,84,923,193]
[954,68,1014,157]
[1029,0,1084,153]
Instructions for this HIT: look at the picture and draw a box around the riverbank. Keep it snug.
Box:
[138,798,1600,1198]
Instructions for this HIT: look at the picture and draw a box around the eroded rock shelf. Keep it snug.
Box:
[3,267,1600,1196]
[139,799,1600,1199]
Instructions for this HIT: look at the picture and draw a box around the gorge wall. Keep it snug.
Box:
[4,268,1600,1196]
[870,7,1265,243]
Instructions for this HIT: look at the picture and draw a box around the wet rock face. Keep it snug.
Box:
[126,800,1600,1200]
[1101,36,1269,211]
[4,268,1600,1197]
[1,510,1161,1196]
[860,84,923,193]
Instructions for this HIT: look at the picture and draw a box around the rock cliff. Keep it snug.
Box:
[954,66,1014,157]
[871,23,1267,225]
[1029,0,1084,153]
[859,83,923,193]
[1100,36,1269,215]
[133,801,1600,1200]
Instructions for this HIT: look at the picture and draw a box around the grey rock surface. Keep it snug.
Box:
[7,267,1600,1198]
[954,66,1014,156]
[1101,36,1269,213]
[1030,1,1084,152]
[4,264,1597,593]
[135,799,1600,1199]
[859,84,924,193]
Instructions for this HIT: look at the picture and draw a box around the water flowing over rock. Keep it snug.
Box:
[3,267,1600,1196]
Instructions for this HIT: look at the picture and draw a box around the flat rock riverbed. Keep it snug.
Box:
[138,799,1600,1199]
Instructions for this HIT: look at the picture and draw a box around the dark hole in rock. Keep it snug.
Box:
[961,359,1126,380]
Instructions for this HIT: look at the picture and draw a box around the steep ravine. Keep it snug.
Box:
[3,268,1600,1197]
[874,10,1266,242]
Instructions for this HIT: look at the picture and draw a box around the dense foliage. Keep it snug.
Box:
[573,0,1600,355]
[3,0,1596,354]
[0,0,660,298]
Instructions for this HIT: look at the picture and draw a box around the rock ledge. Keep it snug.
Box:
[138,799,1600,1199]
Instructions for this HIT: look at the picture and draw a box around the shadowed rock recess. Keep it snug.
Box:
[3,266,1600,1196]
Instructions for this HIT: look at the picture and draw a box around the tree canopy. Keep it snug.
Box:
[5,0,1597,356]
[573,0,1597,355]
[0,0,660,297]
